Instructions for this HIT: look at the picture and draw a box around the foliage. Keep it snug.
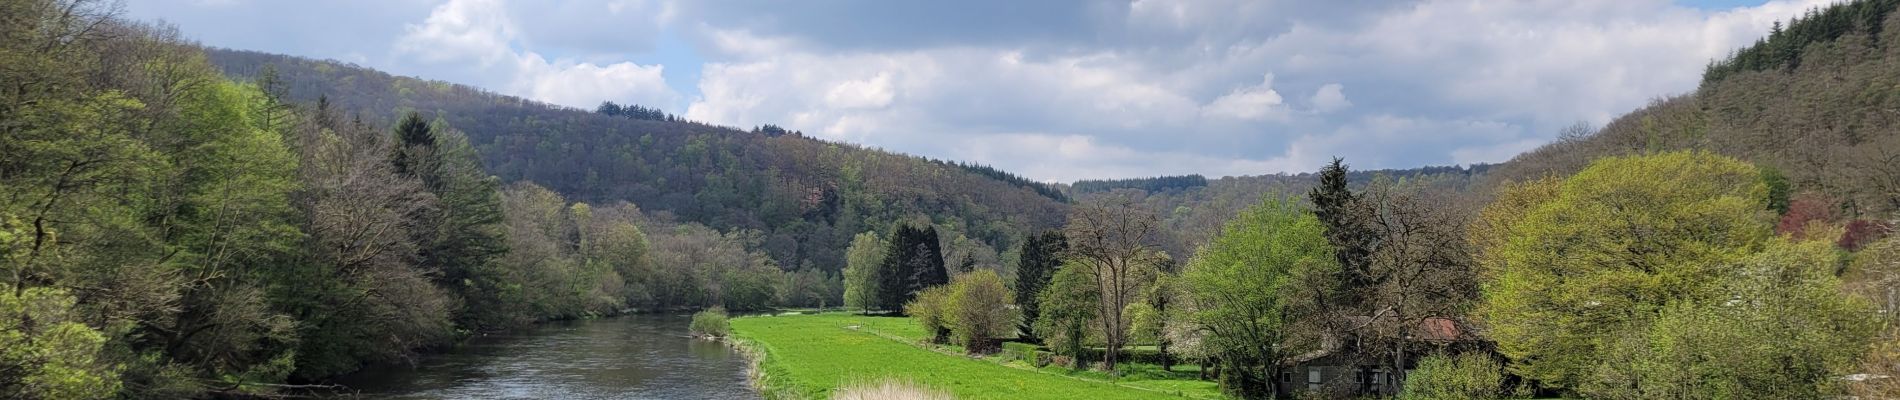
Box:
[207,48,1069,283]
[1181,195,1336,399]
[1398,353,1504,400]
[1035,264,1101,371]
[879,224,948,312]
[1479,152,1773,391]
[945,270,1019,354]
[0,288,121,400]
[1309,158,1379,309]
[1777,192,1838,239]
[690,307,731,338]
[1702,0,1900,85]
[844,232,888,313]
[1586,239,1874,399]
[1840,219,1893,251]
[646,223,787,311]
[1064,196,1169,372]
[594,101,676,122]
[939,160,1069,203]
[1072,175,1209,194]
[1013,231,1068,339]
[906,286,953,344]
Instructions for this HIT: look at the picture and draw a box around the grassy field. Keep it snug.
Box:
[729,312,1220,400]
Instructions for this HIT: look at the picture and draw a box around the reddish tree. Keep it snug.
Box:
[1777,192,1838,239]
[1840,220,1893,252]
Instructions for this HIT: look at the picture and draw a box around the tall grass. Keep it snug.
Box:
[831,379,954,400]
[691,307,731,338]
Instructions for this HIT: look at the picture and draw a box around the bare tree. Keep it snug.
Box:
[1063,195,1167,372]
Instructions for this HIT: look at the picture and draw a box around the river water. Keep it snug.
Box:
[333,314,759,399]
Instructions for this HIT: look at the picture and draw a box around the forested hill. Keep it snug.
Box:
[203,48,1068,271]
[1484,0,1900,218]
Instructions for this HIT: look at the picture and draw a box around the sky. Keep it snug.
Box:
[127,0,1832,182]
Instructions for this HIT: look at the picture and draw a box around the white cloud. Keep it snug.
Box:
[1201,74,1288,121]
[824,73,896,109]
[393,0,679,110]
[512,53,678,110]
[395,0,516,66]
[1309,83,1349,113]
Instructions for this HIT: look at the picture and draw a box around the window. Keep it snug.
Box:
[1308,369,1323,390]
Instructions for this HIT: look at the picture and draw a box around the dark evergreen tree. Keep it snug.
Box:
[391,111,436,178]
[387,111,511,328]
[875,223,949,311]
[877,224,921,311]
[1308,158,1379,307]
[1013,230,1068,340]
[909,226,949,294]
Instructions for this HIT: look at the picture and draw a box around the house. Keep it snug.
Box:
[1275,317,1485,398]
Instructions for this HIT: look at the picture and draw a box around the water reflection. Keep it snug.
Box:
[334,314,757,399]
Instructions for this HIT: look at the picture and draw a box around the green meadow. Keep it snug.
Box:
[729,313,1219,400]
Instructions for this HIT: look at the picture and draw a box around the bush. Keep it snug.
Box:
[1001,341,1041,364]
[946,270,1018,354]
[689,307,731,338]
[831,378,954,400]
[906,286,953,344]
[1399,353,1504,400]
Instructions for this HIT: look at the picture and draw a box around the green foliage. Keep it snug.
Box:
[1013,231,1067,338]
[945,270,1019,353]
[1072,175,1209,194]
[1308,158,1377,307]
[1702,0,1900,85]
[879,224,948,311]
[1480,151,1774,391]
[844,232,887,313]
[1585,239,1874,399]
[1181,195,1335,399]
[1034,264,1099,370]
[906,285,953,344]
[0,287,121,400]
[690,307,731,338]
[207,49,1069,281]
[1398,353,1504,400]
[1760,165,1792,214]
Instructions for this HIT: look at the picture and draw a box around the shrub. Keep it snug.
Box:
[831,378,954,400]
[689,307,731,338]
[946,270,1018,354]
[1399,353,1503,400]
[1001,342,1041,364]
[905,285,952,344]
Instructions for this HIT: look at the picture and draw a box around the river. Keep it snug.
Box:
[332,314,759,399]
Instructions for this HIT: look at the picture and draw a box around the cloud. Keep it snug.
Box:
[128,0,1837,181]
[676,0,1828,180]
[394,0,517,66]
[1200,74,1288,121]
[512,54,678,111]
[393,0,680,109]
[1309,83,1349,113]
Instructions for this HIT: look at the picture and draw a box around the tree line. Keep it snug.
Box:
[0,2,848,397]
[204,48,1071,281]
[839,151,1893,400]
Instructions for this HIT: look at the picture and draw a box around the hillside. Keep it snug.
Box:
[1485,0,1900,217]
[204,49,1069,272]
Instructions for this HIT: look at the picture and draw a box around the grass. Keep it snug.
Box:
[729,312,1221,400]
